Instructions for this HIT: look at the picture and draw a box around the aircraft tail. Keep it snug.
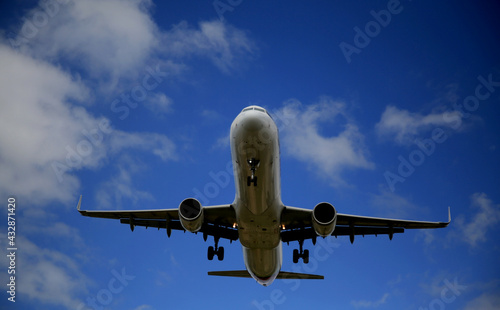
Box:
[208,270,324,279]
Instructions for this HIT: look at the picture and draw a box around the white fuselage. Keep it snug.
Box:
[230,107,284,286]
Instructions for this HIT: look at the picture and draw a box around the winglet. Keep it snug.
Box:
[77,195,82,211]
[448,206,451,223]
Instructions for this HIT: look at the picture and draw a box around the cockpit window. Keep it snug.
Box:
[242,106,267,113]
[241,106,273,119]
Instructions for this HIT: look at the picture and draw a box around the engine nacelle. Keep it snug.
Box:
[178,198,204,233]
[312,202,337,237]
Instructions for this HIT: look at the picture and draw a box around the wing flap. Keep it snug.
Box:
[281,226,404,243]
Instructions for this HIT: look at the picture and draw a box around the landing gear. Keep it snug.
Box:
[207,236,224,261]
[247,158,260,187]
[292,240,309,264]
[247,175,257,186]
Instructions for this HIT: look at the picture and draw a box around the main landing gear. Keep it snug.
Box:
[247,158,260,186]
[207,236,224,261]
[293,239,309,264]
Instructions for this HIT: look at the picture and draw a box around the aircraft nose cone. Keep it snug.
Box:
[242,115,265,131]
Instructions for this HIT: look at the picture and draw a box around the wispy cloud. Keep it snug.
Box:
[375,105,462,145]
[161,20,257,74]
[94,155,156,209]
[276,97,374,184]
[109,131,177,161]
[0,236,91,308]
[144,92,173,116]
[370,186,420,218]
[133,305,155,310]
[455,192,500,247]
[351,293,389,308]
[463,292,500,310]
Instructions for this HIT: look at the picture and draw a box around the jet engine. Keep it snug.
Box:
[312,202,337,237]
[179,198,204,233]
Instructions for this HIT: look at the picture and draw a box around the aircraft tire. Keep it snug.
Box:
[293,249,299,264]
[303,249,309,264]
[208,246,215,260]
[218,247,224,261]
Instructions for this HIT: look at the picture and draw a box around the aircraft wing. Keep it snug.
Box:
[77,196,238,241]
[280,205,451,243]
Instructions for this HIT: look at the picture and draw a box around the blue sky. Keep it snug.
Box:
[0,0,499,309]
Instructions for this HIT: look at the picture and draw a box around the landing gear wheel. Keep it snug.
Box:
[247,158,260,187]
[208,246,215,261]
[303,249,309,264]
[217,247,225,261]
[247,176,257,186]
[292,240,309,263]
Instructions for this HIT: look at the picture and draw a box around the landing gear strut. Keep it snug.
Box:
[292,239,309,264]
[207,236,224,261]
[247,158,260,186]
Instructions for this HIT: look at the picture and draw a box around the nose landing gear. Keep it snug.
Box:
[247,158,260,187]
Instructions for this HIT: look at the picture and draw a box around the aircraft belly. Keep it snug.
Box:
[230,108,284,285]
[237,205,281,249]
[243,243,282,279]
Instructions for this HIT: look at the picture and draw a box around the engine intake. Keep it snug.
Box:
[179,198,204,233]
[312,202,337,237]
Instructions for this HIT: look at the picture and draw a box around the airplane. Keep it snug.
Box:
[78,105,451,286]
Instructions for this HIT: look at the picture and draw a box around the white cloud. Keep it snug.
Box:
[161,20,256,73]
[351,293,389,308]
[0,45,92,205]
[370,186,420,218]
[463,292,500,310]
[95,155,156,209]
[133,305,155,310]
[9,1,256,89]
[0,43,178,207]
[0,1,255,207]
[0,236,91,309]
[275,97,374,184]
[376,105,462,145]
[144,92,173,115]
[109,131,177,161]
[458,192,500,247]
[21,0,159,87]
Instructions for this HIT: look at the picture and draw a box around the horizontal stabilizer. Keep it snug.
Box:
[276,271,324,279]
[208,270,324,280]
